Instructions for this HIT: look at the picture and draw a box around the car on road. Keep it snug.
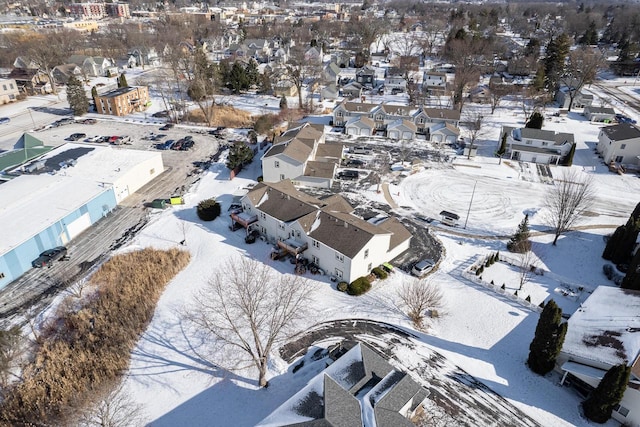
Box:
[31,246,68,268]
[0,117,10,124]
[411,259,435,277]
[68,133,87,141]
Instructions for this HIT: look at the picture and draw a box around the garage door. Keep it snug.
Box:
[388,130,399,139]
[402,131,413,140]
[445,135,457,144]
[66,212,92,240]
[347,127,358,136]
[361,129,371,136]
[432,134,443,143]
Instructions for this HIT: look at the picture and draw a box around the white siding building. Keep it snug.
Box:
[241,180,411,282]
[501,126,574,165]
[597,123,640,166]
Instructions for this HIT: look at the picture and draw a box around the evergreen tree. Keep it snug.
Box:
[226,141,254,170]
[532,66,546,91]
[544,34,570,90]
[91,85,98,99]
[525,111,544,129]
[279,94,288,110]
[245,59,259,87]
[507,214,532,253]
[527,300,567,375]
[497,132,507,156]
[66,76,89,116]
[117,73,128,88]
[562,143,576,166]
[258,70,273,95]
[228,62,249,94]
[579,21,598,46]
[621,250,640,290]
[583,364,631,423]
[603,202,640,264]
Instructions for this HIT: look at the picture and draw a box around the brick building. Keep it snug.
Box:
[93,86,150,116]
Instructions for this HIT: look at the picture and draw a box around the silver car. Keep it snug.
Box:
[412,259,435,277]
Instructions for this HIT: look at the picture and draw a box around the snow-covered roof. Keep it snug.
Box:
[562,286,640,368]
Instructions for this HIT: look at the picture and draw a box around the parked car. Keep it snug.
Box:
[346,159,366,167]
[411,259,435,277]
[338,170,359,180]
[68,133,87,141]
[80,118,97,124]
[350,146,372,155]
[159,123,174,131]
[152,110,170,118]
[31,246,68,268]
[0,117,10,124]
[84,135,101,142]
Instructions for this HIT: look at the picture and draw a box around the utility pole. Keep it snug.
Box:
[464,180,477,229]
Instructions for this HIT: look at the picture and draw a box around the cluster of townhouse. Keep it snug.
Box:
[333,101,461,143]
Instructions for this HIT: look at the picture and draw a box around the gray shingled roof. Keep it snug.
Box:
[374,374,424,427]
[304,161,336,179]
[307,211,379,258]
[421,107,461,121]
[245,181,321,222]
[520,128,557,141]
[601,123,640,141]
[263,143,287,158]
[315,143,344,160]
[377,217,412,251]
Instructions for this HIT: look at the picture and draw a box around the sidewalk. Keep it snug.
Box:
[381,182,398,209]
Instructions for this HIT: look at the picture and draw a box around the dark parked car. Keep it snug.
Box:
[338,170,359,180]
[346,159,366,167]
[68,133,87,141]
[0,117,10,125]
[159,123,174,131]
[31,246,68,268]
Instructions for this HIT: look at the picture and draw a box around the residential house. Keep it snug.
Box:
[68,55,113,77]
[468,85,491,104]
[341,82,364,99]
[304,46,322,64]
[345,116,375,136]
[0,78,19,104]
[240,180,411,282]
[333,101,460,138]
[555,86,594,110]
[52,64,83,85]
[257,342,429,427]
[422,71,447,96]
[7,68,51,95]
[386,119,416,141]
[501,126,574,165]
[261,122,341,188]
[322,62,342,85]
[556,286,640,427]
[93,86,150,116]
[384,75,407,94]
[427,122,460,145]
[597,123,640,165]
[331,51,351,68]
[320,83,339,101]
[13,57,38,70]
[244,39,272,63]
[273,81,297,97]
[355,66,376,88]
[583,106,616,123]
[128,47,160,68]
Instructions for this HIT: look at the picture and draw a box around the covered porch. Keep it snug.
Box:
[277,238,308,256]
[230,211,258,232]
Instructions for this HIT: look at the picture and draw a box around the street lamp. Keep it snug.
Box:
[464,180,478,229]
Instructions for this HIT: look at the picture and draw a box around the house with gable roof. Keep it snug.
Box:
[556,286,640,427]
[501,126,574,165]
[257,342,429,427]
[261,122,342,188]
[386,119,416,141]
[597,123,640,166]
[241,180,411,282]
[422,71,447,96]
[68,55,114,77]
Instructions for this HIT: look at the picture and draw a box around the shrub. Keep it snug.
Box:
[476,266,484,276]
[248,130,258,144]
[371,267,388,280]
[485,258,491,267]
[197,198,221,221]
[501,283,506,290]
[490,280,494,285]
[514,290,518,296]
[525,295,531,302]
[347,277,371,296]
[495,251,500,262]
[337,281,348,292]
[257,176,264,182]
[253,114,279,134]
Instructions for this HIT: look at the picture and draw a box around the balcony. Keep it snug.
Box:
[277,238,308,256]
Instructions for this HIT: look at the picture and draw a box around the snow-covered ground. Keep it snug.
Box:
[5,65,640,426]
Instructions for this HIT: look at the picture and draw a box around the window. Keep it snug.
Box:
[621,144,626,150]
[312,239,320,248]
[0,272,4,279]
[2,85,5,91]
[260,212,266,220]
[149,168,155,175]
[367,263,372,271]
[278,223,285,230]
[274,161,280,168]
[280,174,285,180]
[525,140,532,145]
[615,155,624,163]
[312,255,319,264]
[614,404,629,417]
[335,252,344,262]
[364,249,369,259]
[335,268,343,278]
[541,141,548,146]
[9,84,14,89]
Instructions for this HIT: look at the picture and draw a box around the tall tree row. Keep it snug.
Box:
[527,300,567,375]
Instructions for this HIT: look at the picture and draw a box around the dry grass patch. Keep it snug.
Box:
[0,248,190,426]
[186,105,253,128]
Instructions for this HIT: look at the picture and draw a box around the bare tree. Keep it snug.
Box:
[284,46,321,111]
[558,47,606,112]
[0,326,24,390]
[347,15,389,64]
[75,381,147,427]
[544,169,595,245]
[518,250,539,290]
[462,109,488,159]
[487,82,513,114]
[397,278,443,329]
[187,257,313,387]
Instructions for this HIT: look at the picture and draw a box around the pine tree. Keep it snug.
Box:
[226,142,254,171]
[118,73,128,88]
[544,33,570,90]
[525,111,544,129]
[583,364,631,423]
[507,215,532,253]
[603,202,640,264]
[497,132,507,156]
[527,300,567,375]
[621,250,640,290]
[562,143,576,166]
[66,76,89,116]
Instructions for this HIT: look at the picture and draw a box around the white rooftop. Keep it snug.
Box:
[0,143,161,255]
[563,286,640,367]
